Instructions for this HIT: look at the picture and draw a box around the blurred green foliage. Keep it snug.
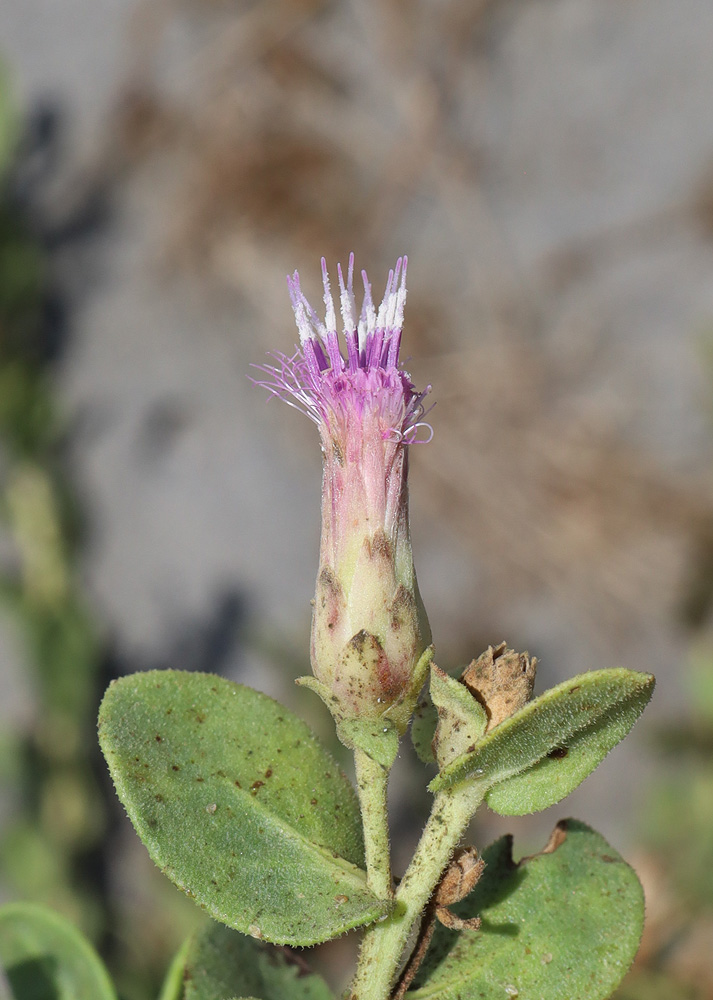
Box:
[0,61,201,1000]
[643,651,713,910]
[0,60,106,940]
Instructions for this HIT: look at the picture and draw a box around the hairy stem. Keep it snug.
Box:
[349,782,485,1000]
[354,748,393,899]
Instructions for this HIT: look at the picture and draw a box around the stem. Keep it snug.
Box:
[348,782,485,1000]
[354,748,392,899]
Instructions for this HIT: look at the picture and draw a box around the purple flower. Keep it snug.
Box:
[256,256,432,728]
[255,254,431,444]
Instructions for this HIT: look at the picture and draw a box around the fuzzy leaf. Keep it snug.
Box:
[486,682,654,814]
[410,820,644,1000]
[0,903,116,1000]
[182,921,334,1000]
[99,671,390,946]
[429,669,654,794]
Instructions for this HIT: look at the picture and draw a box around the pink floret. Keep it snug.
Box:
[253,255,432,444]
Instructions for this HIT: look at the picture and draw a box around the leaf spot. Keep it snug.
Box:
[206,803,217,814]
[251,780,265,794]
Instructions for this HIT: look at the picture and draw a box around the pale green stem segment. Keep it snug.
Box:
[349,782,486,1000]
[354,748,393,900]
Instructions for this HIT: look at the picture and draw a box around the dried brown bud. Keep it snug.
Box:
[435,847,484,907]
[434,847,485,931]
[461,642,536,731]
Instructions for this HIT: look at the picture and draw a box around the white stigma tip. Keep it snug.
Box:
[394,256,408,330]
[359,269,376,349]
[321,258,337,334]
[338,261,356,333]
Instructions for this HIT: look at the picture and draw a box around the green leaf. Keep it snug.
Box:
[429,669,654,795]
[0,902,116,1000]
[183,920,334,1000]
[486,681,654,814]
[99,671,391,946]
[410,819,644,1000]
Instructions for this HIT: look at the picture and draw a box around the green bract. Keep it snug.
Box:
[429,666,488,771]
[98,671,391,946]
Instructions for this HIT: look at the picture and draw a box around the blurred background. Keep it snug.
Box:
[1,0,713,997]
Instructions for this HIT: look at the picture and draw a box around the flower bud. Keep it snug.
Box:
[255,255,432,729]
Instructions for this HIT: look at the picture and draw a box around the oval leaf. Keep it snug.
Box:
[182,921,334,1000]
[486,683,654,814]
[429,669,654,793]
[410,820,644,1000]
[0,903,116,1000]
[98,671,390,946]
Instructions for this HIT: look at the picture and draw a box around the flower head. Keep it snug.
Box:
[255,254,431,446]
[256,255,432,730]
